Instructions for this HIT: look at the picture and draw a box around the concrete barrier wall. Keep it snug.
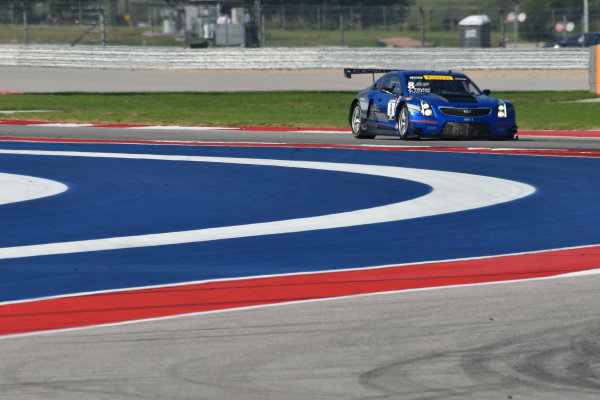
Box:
[0,45,590,70]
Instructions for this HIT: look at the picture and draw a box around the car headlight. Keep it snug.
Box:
[406,103,421,113]
[420,101,433,117]
[497,100,507,118]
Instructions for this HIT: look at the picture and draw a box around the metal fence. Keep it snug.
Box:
[0,1,598,48]
[261,4,600,47]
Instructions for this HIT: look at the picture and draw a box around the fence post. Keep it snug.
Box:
[261,14,266,47]
[513,5,519,47]
[254,0,260,28]
[99,0,106,47]
[21,1,28,46]
[499,8,505,47]
[419,7,425,47]
[583,0,589,33]
[339,11,344,46]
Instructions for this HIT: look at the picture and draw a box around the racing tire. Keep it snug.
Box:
[398,104,409,139]
[351,104,375,139]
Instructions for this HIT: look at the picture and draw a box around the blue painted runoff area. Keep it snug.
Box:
[0,141,599,302]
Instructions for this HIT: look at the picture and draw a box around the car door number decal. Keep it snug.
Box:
[387,99,398,120]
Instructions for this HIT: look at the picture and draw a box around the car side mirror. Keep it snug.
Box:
[482,89,492,96]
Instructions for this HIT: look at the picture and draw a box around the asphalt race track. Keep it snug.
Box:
[1,123,600,399]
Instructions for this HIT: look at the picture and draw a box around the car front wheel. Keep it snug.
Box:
[398,105,409,139]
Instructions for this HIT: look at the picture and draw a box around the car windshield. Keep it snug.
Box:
[406,74,482,96]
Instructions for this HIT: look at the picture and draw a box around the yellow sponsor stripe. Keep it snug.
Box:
[423,75,454,80]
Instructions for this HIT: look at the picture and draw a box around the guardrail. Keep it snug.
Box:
[0,45,589,70]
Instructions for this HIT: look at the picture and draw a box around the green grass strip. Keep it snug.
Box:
[0,91,598,130]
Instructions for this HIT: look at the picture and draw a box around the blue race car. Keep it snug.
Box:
[345,69,517,140]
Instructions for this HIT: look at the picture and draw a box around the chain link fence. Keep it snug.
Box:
[262,5,600,48]
[0,1,598,48]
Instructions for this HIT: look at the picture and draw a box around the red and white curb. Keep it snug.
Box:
[1,244,599,338]
[2,118,600,137]
[0,119,349,134]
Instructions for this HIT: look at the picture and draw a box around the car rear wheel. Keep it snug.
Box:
[398,105,409,139]
[351,104,375,139]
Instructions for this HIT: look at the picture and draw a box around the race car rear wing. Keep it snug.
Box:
[344,68,394,80]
